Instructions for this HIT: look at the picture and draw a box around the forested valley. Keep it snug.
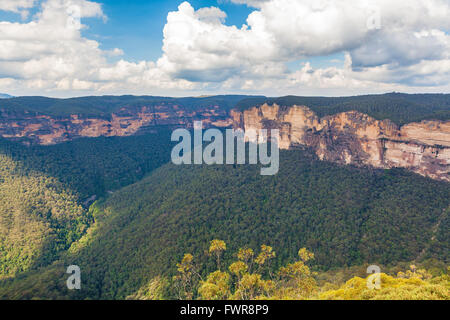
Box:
[0,146,448,299]
[0,93,449,300]
[0,130,173,279]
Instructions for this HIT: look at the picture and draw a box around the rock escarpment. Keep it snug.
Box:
[231,104,450,182]
[0,105,232,145]
[1,99,449,182]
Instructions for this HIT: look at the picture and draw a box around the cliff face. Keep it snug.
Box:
[1,101,449,182]
[0,105,232,145]
[231,104,450,182]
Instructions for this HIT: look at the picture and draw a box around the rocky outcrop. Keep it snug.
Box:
[1,100,449,182]
[0,105,233,145]
[231,104,450,182]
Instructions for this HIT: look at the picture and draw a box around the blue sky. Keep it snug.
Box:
[89,0,254,62]
[84,0,344,68]
[0,0,449,97]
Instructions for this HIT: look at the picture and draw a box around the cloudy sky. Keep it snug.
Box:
[0,0,449,97]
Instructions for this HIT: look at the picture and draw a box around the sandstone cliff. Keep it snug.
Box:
[1,100,449,182]
[231,104,450,182]
[0,105,232,145]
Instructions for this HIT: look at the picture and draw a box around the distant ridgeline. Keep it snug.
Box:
[1,93,449,122]
[236,93,450,125]
[0,95,258,118]
[0,95,264,145]
[0,93,449,146]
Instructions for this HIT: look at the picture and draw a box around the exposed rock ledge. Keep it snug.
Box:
[0,105,232,145]
[231,104,450,182]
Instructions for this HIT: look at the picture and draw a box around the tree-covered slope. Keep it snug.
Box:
[4,149,445,299]
[0,130,174,200]
[0,130,174,280]
[0,153,88,278]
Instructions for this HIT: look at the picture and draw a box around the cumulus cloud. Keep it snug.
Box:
[157,2,278,82]
[0,0,195,95]
[228,0,270,7]
[0,0,450,97]
[0,0,106,83]
[156,0,450,92]
[0,0,38,19]
[0,0,37,12]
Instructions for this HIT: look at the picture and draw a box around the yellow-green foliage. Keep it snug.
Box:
[209,240,227,271]
[126,276,169,300]
[0,154,87,277]
[177,241,449,301]
[178,240,317,300]
[173,253,198,300]
[320,267,449,300]
[198,271,231,300]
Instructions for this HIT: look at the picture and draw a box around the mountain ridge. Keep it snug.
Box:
[0,93,449,145]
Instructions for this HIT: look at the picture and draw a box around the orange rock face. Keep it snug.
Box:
[232,104,450,182]
[0,105,229,145]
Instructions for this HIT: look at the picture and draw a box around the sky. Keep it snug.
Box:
[0,0,449,97]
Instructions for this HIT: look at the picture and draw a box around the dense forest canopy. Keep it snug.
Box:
[236,93,450,125]
[1,93,449,125]
[0,130,174,279]
[1,148,447,299]
[0,131,174,199]
[0,152,88,277]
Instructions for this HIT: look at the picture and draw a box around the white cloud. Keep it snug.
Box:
[157,0,450,91]
[228,0,270,7]
[105,48,124,57]
[0,0,195,95]
[0,0,38,19]
[0,0,37,12]
[0,0,450,97]
[195,7,227,25]
[157,2,282,82]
